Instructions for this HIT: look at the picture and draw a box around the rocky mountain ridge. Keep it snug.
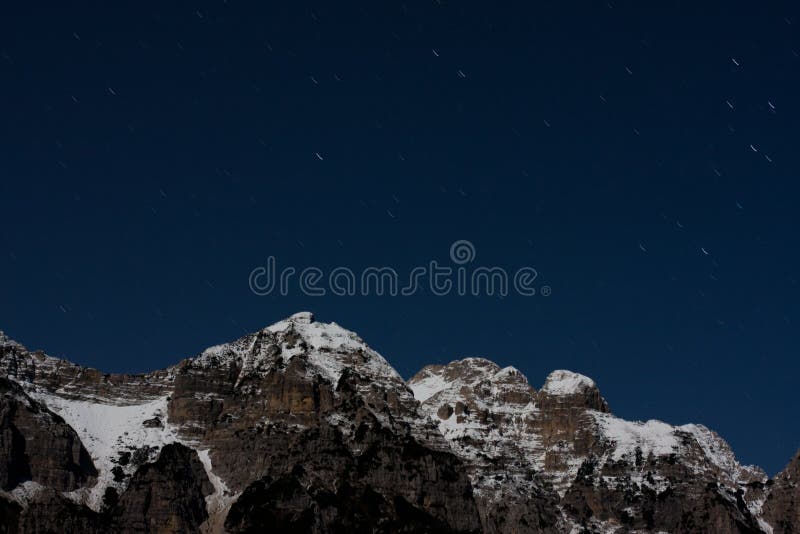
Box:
[0,313,797,533]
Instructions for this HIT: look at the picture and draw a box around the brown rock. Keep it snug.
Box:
[0,377,96,492]
[113,443,213,533]
[763,451,800,533]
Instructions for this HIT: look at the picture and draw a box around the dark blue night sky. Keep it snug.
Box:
[1,2,798,475]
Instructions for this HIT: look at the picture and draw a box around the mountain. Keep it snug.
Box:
[409,360,769,533]
[0,314,796,533]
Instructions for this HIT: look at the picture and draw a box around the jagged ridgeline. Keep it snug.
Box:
[0,314,797,533]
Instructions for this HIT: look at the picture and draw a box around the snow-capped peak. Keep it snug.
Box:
[540,369,596,395]
[288,311,314,324]
[194,312,402,389]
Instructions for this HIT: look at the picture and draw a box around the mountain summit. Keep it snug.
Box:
[0,313,796,533]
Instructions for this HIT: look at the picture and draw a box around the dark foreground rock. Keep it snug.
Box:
[0,376,96,492]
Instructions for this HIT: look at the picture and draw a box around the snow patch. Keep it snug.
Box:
[32,392,179,510]
[758,518,775,534]
[198,449,238,534]
[541,370,595,395]
[593,412,678,460]
[494,366,521,379]
[408,369,450,402]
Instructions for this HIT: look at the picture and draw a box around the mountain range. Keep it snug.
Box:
[1,312,798,533]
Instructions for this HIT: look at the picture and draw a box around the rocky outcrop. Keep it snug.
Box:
[224,431,480,533]
[10,490,109,534]
[0,376,96,492]
[762,451,800,533]
[560,455,763,533]
[535,370,609,478]
[0,444,217,533]
[112,443,213,533]
[0,332,171,404]
[0,494,21,533]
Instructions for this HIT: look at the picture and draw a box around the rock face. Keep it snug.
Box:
[762,453,800,533]
[0,376,96,492]
[0,317,798,533]
[113,443,213,533]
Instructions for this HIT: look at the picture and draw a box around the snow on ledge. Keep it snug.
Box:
[594,412,679,460]
[494,365,521,379]
[540,369,596,395]
[408,370,450,403]
[31,392,179,510]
